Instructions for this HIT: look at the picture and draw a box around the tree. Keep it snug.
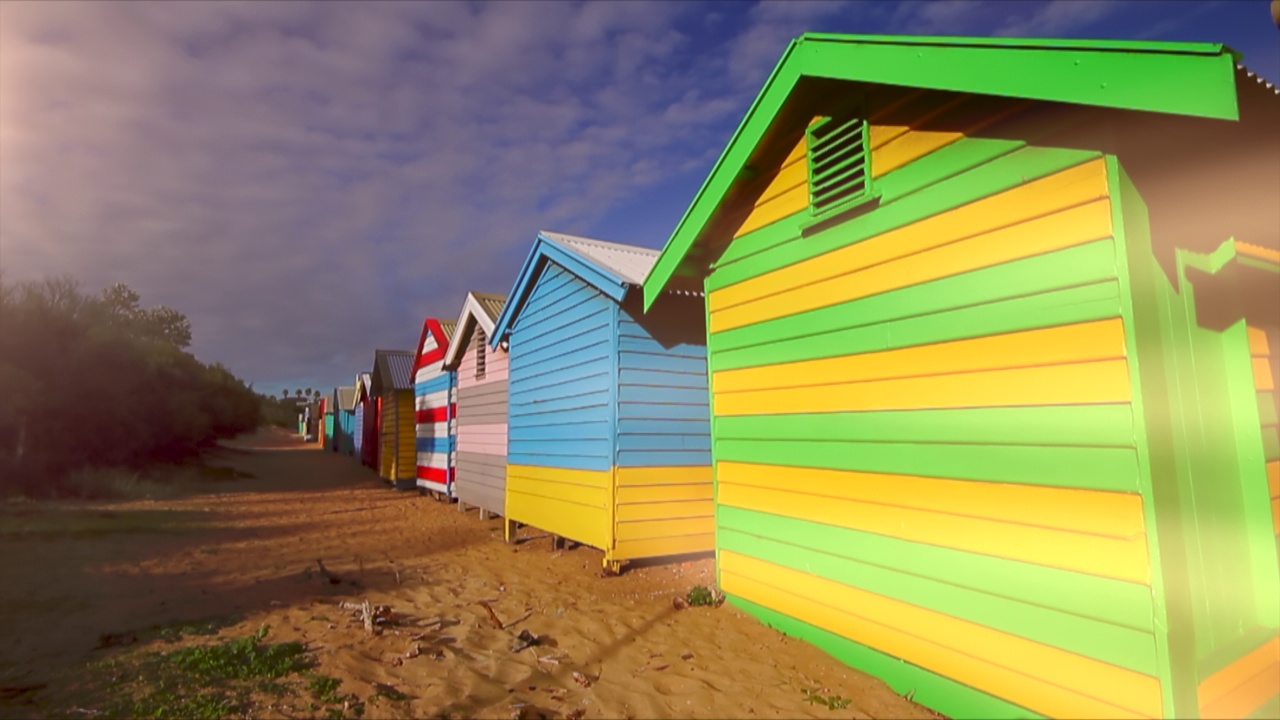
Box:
[281,389,288,399]
[305,387,313,398]
[294,389,302,398]
[97,283,193,349]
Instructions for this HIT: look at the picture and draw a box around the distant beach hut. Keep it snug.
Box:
[370,349,416,489]
[413,318,457,499]
[490,231,712,574]
[441,292,509,519]
[355,372,374,467]
[321,396,333,447]
[639,32,1280,720]
[333,386,357,455]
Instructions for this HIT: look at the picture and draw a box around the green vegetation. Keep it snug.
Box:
[156,615,240,643]
[803,688,852,710]
[71,625,367,719]
[686,584,725,607]
[0,277,263,498]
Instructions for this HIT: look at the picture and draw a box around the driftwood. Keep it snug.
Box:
[477,601,505,629]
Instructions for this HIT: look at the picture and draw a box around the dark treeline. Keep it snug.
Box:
[0,276,264,497]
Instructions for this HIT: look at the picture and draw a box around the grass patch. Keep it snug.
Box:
[65,624,349,719]
[156,615,240,643]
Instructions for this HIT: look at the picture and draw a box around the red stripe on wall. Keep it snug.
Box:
[415,407,448,423]
[417,466,450,482]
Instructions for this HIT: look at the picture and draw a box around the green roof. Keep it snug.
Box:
[642,32,1244,309]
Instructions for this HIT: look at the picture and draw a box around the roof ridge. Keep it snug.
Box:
[540,230,660,257]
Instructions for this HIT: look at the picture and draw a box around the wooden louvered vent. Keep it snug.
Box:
[475,328,487,380]
[806,111,872,219]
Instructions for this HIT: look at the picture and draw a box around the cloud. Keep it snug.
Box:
[0,0,1238,394]
[0,0,751,390]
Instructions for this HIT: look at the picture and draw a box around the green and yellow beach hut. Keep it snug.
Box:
[642,33,1280,720]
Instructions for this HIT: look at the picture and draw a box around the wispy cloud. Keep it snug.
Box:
[0,0,1267,393]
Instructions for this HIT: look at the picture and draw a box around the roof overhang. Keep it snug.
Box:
[1185,239,1280,331]
[443,292,506,369]
[489,231,633,347]
[642,32,1244,310]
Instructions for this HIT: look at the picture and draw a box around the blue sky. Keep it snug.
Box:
[2,0,1276,396]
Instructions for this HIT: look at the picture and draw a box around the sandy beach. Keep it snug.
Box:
[0,427,940,719]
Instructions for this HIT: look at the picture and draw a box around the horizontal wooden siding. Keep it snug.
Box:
[613,293,714,560]
[709,132,1163,719]
[506,263,615,550]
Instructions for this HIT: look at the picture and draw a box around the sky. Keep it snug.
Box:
[2,0,1277,396]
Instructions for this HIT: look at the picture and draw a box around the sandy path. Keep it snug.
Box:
[0,428,937,720]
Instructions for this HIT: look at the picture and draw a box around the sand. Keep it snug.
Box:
[0,427,939,719]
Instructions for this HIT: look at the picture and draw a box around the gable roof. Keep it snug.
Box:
[370,349,414,394]
[354,372,372,402]
[443,291,509,370]
[412,318,453,378]
[490,231,668,346]
[641,32,1245,309]
[335,386,357,411]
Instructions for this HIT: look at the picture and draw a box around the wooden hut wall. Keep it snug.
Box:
[699,94,1173,719]
[612,291,713,561]
[506,262,616,550]
[353,402,365,457]
[379,390,416,486]
[454,313,509,517]
[414,320,456,495]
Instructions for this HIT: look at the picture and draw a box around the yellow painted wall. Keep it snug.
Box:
[614,466,715,561]
[1197,634,1280,719]
[378,391,415,482]
[710,152,1165,718]
[506,464,612,549]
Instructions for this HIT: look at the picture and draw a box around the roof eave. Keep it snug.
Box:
[490,233,630,347]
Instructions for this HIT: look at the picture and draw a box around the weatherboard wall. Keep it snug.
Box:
[703,93,1173,719]
[353,403,365,457]
[613,292,714,561]
[379,390,416,487]
[503,248,713,566]
[414,320,457,496]
[689,78,1280,719]
[506,263,616,550]
[455,328,509,517]
[1114,152,1280,719]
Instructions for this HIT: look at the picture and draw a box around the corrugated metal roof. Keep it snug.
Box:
[336,386,357,411]
[540,231,659,287]
[438,320,457,342]
[472,292,507,324]
[373,349,415,392]
[1237,64,1279,95]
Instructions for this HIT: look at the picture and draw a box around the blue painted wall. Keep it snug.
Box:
[508,263,616,472]
[615,293,712,468]
[353,404,365,456]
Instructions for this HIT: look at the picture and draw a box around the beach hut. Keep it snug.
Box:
[441,292,509,519]
[320,396,333,447]
[355,372,374,467]
[412,318,457,498]
[370,349,416,489]
[640,32,1280,720]
[490,231,712,573]
[333,386,357,455]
